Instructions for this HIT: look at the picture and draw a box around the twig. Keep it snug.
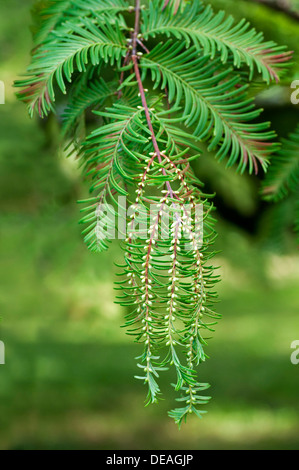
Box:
[131,0,176,199]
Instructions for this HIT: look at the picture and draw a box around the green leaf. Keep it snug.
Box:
[32,0,130,45]
[62,72,116,135]
[142,0,292,83]
[15,15,127,117]
[141,41,277,173]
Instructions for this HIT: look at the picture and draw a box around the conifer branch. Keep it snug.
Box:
[15,0,292,427]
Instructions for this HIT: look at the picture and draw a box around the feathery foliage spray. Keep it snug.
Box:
[15,0,292,426]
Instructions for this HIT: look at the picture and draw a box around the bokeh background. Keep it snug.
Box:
[0,0,298,450]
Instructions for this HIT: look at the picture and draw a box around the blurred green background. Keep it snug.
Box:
[0,0,299,450]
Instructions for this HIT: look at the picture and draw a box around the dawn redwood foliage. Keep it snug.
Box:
[15,0,291,426]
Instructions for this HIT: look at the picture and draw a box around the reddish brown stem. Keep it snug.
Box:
[137,38,150,54]
[131,0,175,199]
